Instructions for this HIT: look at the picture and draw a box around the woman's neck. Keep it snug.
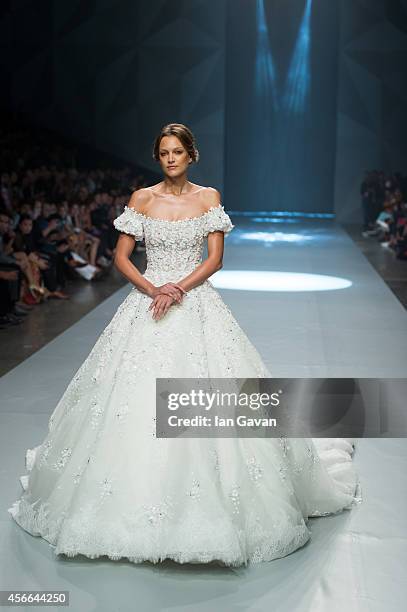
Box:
[161,177,192,195]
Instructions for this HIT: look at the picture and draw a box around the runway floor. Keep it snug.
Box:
[1,218,406,612]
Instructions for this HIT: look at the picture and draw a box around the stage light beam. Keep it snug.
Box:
[255,0,279,111]
[283,0,313,114]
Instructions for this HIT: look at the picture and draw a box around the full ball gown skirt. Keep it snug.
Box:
[8,204,362,566]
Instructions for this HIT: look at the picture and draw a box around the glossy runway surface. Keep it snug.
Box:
[1,218,406,612]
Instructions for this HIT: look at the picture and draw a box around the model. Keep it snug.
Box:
[8,123,361,566]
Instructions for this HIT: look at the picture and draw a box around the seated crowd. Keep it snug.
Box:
[361,170,407,259]
[0,116,148,329]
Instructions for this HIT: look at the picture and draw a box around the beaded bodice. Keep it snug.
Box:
[113,204,234,278]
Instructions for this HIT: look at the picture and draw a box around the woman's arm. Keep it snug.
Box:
[114,233,156,297]
[176,231,224,292]
[176,188,225,292]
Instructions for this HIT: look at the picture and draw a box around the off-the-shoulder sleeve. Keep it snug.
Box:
[113,206,144,240]
[204,205,234,236]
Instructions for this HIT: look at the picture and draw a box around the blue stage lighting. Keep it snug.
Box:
[283,0,313,114]
[255,0,279,111]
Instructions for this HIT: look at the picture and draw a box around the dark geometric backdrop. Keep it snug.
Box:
[1,1,407,221]
[0,0,226,190]
[334,0,407,222]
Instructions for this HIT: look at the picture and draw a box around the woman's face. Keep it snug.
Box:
[158,135,191,179]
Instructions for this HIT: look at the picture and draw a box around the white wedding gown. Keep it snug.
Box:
[8,200,362,566]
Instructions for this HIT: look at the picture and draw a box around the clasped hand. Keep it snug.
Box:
[148,282,187,321]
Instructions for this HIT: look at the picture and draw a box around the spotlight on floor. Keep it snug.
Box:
[239,231,314,243]
[211,270,352,292]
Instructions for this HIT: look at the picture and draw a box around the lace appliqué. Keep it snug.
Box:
[203,205,234,235]
[113,208,144,240]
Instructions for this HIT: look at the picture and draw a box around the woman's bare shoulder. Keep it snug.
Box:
[200,186,222,212]
[127,188,154,214]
